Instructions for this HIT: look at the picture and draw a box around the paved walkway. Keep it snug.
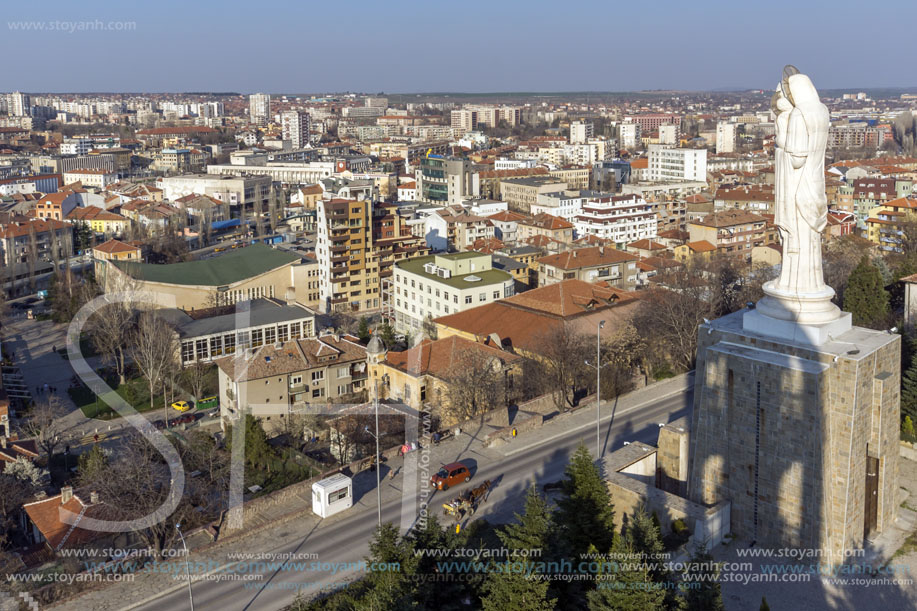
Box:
[2,315,178,446]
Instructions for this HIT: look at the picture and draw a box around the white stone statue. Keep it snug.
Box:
[746,66,851,343]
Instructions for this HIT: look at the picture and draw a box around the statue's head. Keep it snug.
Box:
[786,73,820,109]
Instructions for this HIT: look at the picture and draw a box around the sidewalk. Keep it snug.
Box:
[43,373,696,610]
[47,429,504,610]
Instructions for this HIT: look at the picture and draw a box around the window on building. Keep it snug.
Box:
[338,366,349,378]
[312,388,325,398]
[290,322,302,338]
[278,325,289,342]
[312,370,324,381]
[265,327,276,345]
[493,291,500,299]
[465,295,472,304]
[291,375,303,385]
[210,336,223,357]
[251,329,263,347]
[181,341,194,363]
[479,293,486,302]
[224,333,236,353]
[453,295,458,304]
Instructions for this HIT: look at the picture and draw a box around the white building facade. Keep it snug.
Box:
[573,193,658,245]
[391,252,514,333]
[647,144,707,182]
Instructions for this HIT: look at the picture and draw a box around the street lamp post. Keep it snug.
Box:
[584,320,606,459]
[365,336,388,528]
[175,522,194,611]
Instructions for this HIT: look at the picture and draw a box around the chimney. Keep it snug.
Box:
[599,246,605,255]
[90,491,99,504]
[61,486,73,504]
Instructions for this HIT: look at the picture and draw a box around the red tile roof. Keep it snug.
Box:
[434,280,641,354]
[538,246,638,270]
[93,239,139,254]
[384,335,521,378]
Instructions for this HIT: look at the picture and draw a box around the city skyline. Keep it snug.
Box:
[3,0,916,93]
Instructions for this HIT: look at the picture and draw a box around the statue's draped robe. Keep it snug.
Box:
[773,75,829,295]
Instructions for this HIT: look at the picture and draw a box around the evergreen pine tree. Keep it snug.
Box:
[77,444,108,483]
[682,544,724,611]
[843,256,889,328]
[902,339,917,423]
[357,317,371,343]
[359,522,419,610]
[587,538,666,611]
[409,515,471,609]
[555,444,616,559]
[482,485,556,611]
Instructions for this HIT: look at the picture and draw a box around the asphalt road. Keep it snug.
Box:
[130,388,692,611]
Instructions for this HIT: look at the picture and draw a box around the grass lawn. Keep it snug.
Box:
[69,363,220,420]
[69,370,166,420]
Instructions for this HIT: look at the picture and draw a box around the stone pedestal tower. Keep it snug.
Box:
[688,67,900,560]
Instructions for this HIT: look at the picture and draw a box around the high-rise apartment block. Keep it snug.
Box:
[281,110,312,149]
[249,93,271,125]
[7,91,30,117]
[315,199,428,314]
[569,120,594,144]
[716,122,737,154]
[647,144,707,182]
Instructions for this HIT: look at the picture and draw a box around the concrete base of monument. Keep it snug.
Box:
[742,308,852,346]
[757,282,843,324]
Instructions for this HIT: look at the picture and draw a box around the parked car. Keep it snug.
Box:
[430,462,471,491]
[171,400,192,412]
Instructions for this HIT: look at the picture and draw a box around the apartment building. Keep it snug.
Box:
[281,110,311,149]
[158,174,271,215]
[249,93,271,125]
[687,209,767,258]
[537,246,639,289]
[625,113,680,133]
[415,155,476,206]
[647,144,707,182]
[316,199,428,314]
[853,177,898,227]
[517,213,574,244]
[573,193,658,246]
[532,189,585,222]
[865,197,917,253]
[216,332,368,427]
[716,122,737,154]
[570,120,594,144]
[500,176,568,214]
[0,218,72,267]
[392,252,514,334]
[62,168,117,188]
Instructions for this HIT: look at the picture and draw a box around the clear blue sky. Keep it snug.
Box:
[3,0,914,93]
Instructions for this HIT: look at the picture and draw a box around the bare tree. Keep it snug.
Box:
[632,265,715,373]
[182,360,212,405]
[441,347,508,426]
[23,396,67,465]
[90,297,136,385]
[254,196,265,238]
[26,224,38,292]
[532,323,591,411]
[268,185,280,235]
[131,312,178,417]
[87,435,194,560]
[599,324,647,398]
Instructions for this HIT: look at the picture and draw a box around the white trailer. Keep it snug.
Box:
[311,473,353,518]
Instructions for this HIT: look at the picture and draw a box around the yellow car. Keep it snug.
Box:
[171,400,192,412]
